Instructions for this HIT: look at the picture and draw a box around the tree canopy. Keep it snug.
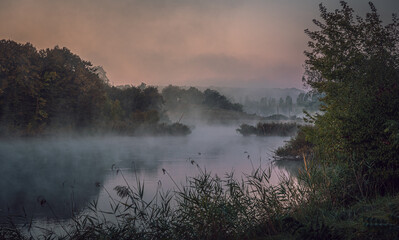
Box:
[161,85,243,112]
[0,40,189,136]
[0,41,107,134]
[304,1,399,192]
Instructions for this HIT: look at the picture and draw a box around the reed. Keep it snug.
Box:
[2,158,398,239]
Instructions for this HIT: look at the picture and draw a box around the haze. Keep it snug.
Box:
[0,0,397,88]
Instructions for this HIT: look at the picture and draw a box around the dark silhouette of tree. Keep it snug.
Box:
[203,89,243,112]
[286,96,293,116]
[162,85,242,112]
[0,40,178,135]
[41,46,107,128]
[0,40,45,133]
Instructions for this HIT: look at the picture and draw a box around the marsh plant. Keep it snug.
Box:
[2,155,398,239]
[1,160,311,240]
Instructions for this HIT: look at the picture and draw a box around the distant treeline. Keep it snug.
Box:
[0,40,245,136]
[162,85,243,112]
[243,92,322,116]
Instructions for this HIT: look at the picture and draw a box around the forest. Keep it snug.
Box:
[0,41,245,136]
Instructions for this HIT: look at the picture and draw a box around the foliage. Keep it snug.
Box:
[162,85,243,113]
[3,155,399,239]
[384,120,399,149]
[303,1,399,194]
[0,41,107,134]
[0,40,190,136]
[2,163,305,240]
[107,85,164,117]
[237,122,298,136]
[203,89,243,112]
[243,92,320,117]
[364,206,399,237]
[162,85,204,110]
[275,126,314,159]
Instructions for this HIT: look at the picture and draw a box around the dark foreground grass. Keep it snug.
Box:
[1,159,398,240]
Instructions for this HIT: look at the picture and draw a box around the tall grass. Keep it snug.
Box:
[2,157,398,239]
[1,161,307,239]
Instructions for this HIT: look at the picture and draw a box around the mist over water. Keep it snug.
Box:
[0,125,301,225]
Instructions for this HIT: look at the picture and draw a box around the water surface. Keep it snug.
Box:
[0,125,301,227]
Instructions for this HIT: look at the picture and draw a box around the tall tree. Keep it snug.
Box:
[41,46,106,128]
[285,96,293,116]
[304,1,399,192]
[0,40,45,133]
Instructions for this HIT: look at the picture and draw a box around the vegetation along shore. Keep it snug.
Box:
[1,1,399,239]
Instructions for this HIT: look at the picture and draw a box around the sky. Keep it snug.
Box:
[0,0,398,89]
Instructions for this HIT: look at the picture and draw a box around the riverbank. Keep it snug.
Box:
[2,159,397,239]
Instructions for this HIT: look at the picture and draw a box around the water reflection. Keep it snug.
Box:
[0,138,108,222]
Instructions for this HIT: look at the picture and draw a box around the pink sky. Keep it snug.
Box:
[0,0,397,88]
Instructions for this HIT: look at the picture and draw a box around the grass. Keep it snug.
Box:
[1,161,303,239]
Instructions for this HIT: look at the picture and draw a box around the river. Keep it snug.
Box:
[0,125,302,231]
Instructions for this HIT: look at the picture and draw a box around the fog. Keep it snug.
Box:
[196,86,304,104]
[0,125,301,226]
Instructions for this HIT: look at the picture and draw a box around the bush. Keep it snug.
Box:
[237,122,298,136]
[275,126,314,159]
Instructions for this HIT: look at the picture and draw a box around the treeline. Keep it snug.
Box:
[0,40,190,136]
[162,85,243,112]
[243,92,321,116]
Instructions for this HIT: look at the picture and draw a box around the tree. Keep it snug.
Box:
[0,40,46,134]
[304,1,399,192]
[162,85,182,110]
[286,96,293,116]
[296,93,305,106]
[0,41,108,134]
[203,89,243,112]
[41,46,106,128]
[278,97,284,114]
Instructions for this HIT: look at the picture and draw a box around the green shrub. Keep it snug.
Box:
[275,126,314,159]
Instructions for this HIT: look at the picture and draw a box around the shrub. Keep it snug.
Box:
[237,122,298,136]
[275,126,314,159]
